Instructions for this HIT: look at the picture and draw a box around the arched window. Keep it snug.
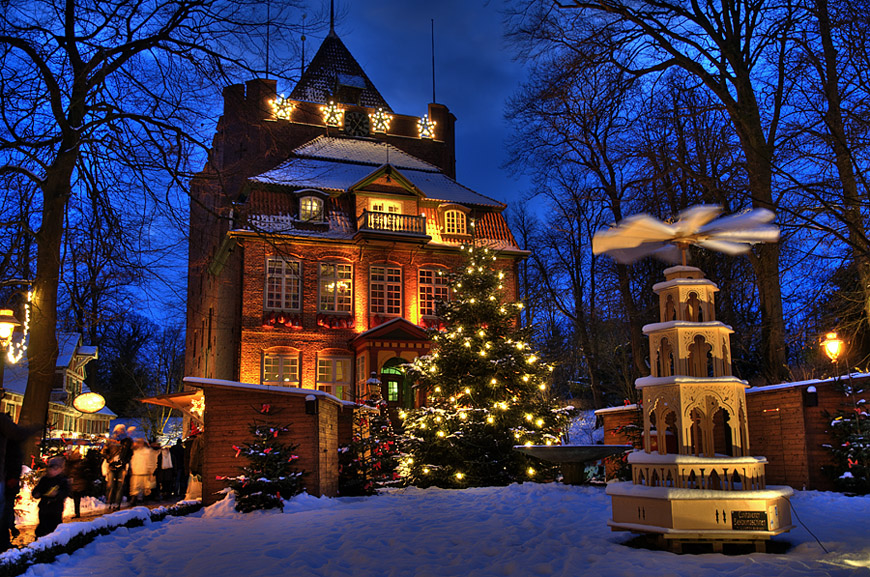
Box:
[300,196,324,221]
[444,210,466,235]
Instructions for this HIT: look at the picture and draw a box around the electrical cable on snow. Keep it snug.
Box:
[788,498,829,554]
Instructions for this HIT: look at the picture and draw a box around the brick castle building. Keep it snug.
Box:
[184,24,525,414]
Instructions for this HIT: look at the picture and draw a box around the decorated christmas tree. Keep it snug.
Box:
[339,397,400,496]
[399,243,569,488]
[825,380,870,494]
[226,420,305,512]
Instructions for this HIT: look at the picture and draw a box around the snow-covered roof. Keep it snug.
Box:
[293,137,438,171]
[642,320,733,334]
[746,372,870,394]
[594,404,638,415]
[250,137,504,208]
[635,375,748,389]
[183,376,355,407]
[55,333,82,368]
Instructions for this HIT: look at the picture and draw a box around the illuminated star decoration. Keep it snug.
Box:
[369,108,392,133]
[321,100,343,127]
[592,205,780,265]
[270,94,295,120]
[190,395,205,418]
[417,114,436,139]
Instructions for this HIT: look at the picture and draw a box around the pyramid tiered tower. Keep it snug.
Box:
[607,265,793,551]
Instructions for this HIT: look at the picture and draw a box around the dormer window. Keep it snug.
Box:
[300,196,324,222]
[371,200,400,214]
[444,209,467,235]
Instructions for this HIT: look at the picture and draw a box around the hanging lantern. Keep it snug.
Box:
[73,392,106,414]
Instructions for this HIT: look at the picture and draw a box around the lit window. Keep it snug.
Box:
[444,210,466,235]
[265,258,301,311]
[419,269,449,317]
[262,353,300,386]
[370,266,402,315]
[371,200,400,214]
[317,357,352,400]
[300,196,324,221]
[387,381,399,401]
[319,263,353,312]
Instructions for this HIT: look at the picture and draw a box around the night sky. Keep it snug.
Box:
[310,0,531,206]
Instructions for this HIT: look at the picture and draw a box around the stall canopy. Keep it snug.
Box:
[139,390,204,424]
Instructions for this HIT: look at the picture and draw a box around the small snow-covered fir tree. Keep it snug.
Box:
[399,243,569,488]
[825,380,870,494]
[339,399,400,496]
[227,421,305,512]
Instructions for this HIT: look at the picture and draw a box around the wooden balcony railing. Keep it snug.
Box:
[357,210,427,236]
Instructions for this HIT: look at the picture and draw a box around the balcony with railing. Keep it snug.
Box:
[355,210,430,242]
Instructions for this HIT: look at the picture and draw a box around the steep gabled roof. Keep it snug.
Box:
[251,137,505,208]
[290,31,391,110]
[294,136,438,171]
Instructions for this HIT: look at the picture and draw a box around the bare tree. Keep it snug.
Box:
[511,0,795,382]
[0,0,306,460]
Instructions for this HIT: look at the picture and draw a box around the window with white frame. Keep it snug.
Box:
[370,266,402,315]
[300,196,324,221]
[419,268,449,316]
[262,352,300,385]
[265,258,301,310]
[444,210,467,235]
[370,200,400,214]
[319,263,353,312]
[317,357,352,400]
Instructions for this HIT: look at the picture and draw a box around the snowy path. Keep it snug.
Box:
[22,484,870,577]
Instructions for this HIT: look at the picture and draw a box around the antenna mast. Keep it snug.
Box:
[431,19,436,103]
[265,0,271,77]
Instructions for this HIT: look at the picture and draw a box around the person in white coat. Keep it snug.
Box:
[128,438,157,506]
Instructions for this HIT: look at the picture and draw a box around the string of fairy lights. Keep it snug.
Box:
[398,244,564,483]
[6,291,31,364]
[270,97,434,139]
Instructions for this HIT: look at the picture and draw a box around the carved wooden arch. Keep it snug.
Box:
[654,336,675,378]
[686,334,713,378]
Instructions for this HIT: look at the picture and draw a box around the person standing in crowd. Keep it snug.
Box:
[31,456,70,538]
[101,424,127,504]
[128,438,156,506]
[0,411,41,550]
[171,438,186,499]
[104,436,133,510]
[185,433,204,500]
[157,443,174,499]
[65,447,89,518]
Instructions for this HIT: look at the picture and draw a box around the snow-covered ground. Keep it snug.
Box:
[17,483,870,577]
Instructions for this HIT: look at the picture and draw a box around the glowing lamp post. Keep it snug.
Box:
[821,332,844,364]
[0,309,21,392]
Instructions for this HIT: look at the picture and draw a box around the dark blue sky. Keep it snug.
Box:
[324,0,531,206]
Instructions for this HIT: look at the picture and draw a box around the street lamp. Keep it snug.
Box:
[821,332,844,364]
[0,308,21,391]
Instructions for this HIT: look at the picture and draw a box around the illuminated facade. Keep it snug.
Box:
[185,28,524,412]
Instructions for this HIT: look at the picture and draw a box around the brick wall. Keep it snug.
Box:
[236,236,520,388]
[200,386,341,505]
